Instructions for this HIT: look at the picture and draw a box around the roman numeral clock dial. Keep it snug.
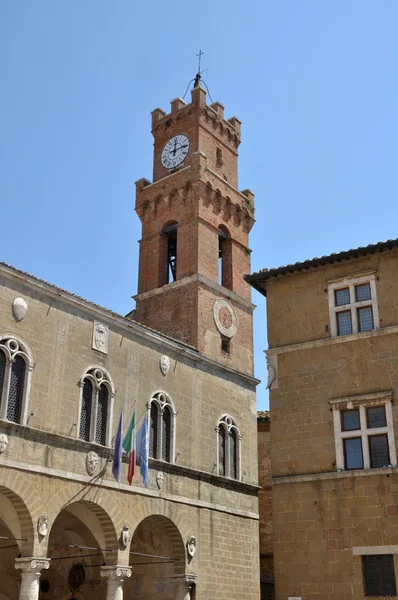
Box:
[161,134,190,169]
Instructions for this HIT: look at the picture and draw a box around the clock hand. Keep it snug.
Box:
[172,138,177,156]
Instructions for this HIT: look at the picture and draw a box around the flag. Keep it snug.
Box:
[122,410,136,485]
[136,415,149,488]
[112,412,123,483]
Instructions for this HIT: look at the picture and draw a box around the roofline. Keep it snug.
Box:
[0,262,260,387]
[245,238,398,295]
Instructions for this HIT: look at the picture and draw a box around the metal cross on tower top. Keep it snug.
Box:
[196,49,204,73]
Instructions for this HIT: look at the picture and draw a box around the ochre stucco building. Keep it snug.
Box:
[247,240,398,600]
[257,411,273,599]
[0,84,261,600]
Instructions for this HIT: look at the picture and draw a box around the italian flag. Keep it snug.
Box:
[122,410,136,485]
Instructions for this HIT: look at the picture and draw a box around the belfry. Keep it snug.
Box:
[134,82,255,373]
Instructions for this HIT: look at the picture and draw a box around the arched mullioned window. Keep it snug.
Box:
[147,392,176,463]
[216,415,241,480]
[0,336,34,425]
[78,367,114,446]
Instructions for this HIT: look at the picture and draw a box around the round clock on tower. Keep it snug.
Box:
[161,134,190,169]
[134,82,255,376]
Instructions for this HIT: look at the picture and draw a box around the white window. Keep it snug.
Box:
[147,391,176,463]
[327,275,379,337]
[216,414,241,479]
[77,367,115,446]
[330,392,396,471]
[0,336,34,425]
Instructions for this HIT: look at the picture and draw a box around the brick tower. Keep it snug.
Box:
[134,83,255,374]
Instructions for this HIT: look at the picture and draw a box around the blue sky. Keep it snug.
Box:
[1,2,397,410]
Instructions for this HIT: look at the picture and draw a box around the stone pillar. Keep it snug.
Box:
[15,558,50,600]
[177,574,197,600]
[101,566,131,600]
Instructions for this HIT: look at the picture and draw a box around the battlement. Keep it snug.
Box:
[151,85,241,139]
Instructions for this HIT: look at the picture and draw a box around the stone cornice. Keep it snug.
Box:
[329,390,393,407]
[134,273,256,313]
[266,324,398,356]
[0,454,259,521]
[0,419,260,495]
[0,264,259,388]
[272,465,398,485]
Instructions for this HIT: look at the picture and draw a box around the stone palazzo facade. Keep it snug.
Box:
[247,239,398,600]
[0,83,260,600]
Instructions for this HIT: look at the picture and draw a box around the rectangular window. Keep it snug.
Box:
[363,554,397,596]
[355,282,371,302]
[367,406,387,429]
[358,306,374,332]
[328,275,379,337]
[335,287,350,306]
[337,310,353,336]
[331,394,396,471]
[344,437,364,469]
[369,434,390,468]
[341,409,360,431]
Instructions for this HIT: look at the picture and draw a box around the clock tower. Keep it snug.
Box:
[134,83,255,374]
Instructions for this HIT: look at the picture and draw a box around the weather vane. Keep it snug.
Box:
[182,49,213,103]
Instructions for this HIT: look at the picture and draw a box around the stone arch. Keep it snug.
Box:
[352,516,398,547]
[131,514,185,573]
[0,471,37,556]
[330,357,392,399]
[46,486,119,562]
[125,513,187,600]
[127,497,191,559]
[45,497,120,598]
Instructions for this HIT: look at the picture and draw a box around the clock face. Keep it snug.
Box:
[161,134,190,169]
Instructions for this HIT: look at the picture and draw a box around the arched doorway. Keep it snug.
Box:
[0,485,35,600]
[126,515,186,599]
[42,500,118,600]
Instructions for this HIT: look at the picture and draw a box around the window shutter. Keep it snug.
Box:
[95,385,108,445]
[79,379,92,441]
[149,403,158,459]
[162,407,171,462]
[7,355,25,423]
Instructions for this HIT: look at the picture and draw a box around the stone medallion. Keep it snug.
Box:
[186,536,197,560]
[213,298,237,338]
[0,433,8,454]
[37,514,49,538]
[160,355,170,376]
[86,451,99,476]
[156,471,165,489]
[12,297,27,322]
[121,526,130,549]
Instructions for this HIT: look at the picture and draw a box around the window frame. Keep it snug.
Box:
[327,274,379,338]
[0,335,34,426]
[77,366,115,447]
[216,414,242,480]
[362,554,397,597]
[331,392,396,471]
[147,391,176,464]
